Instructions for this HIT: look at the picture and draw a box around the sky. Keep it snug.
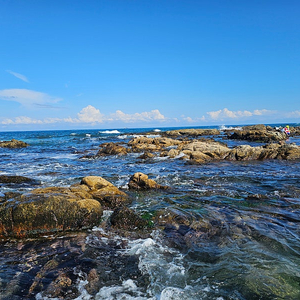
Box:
[0,0,299,131]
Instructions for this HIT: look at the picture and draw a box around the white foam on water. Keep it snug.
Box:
[174,152,186,159]
[70,133,77,136]
[95,279,154,300]
[154,129,161,132]
[86,134,91,137]
[219,125,242,131]
[99,130,121,134]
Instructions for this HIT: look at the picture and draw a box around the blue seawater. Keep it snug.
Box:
[0,125,300,299]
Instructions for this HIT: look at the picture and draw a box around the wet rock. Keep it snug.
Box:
[0,139,29,148]
[96,142,130,156]
[228,126,287,142]
[128,136,182,153]
[81,175,114,190]
[0,191,103,239]
[164,128,220,137]
[110,207,149,231]
[0,175,40,186]
[44,272,73,298]
[138,152,155,159]
[128,172,168,190]
[81,176,129,208]
[180,141,230,163]
[226,142,300,161]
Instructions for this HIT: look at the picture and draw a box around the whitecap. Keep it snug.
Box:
[154,129,161,132]
[86,134,91,137]
[99,130,121,134]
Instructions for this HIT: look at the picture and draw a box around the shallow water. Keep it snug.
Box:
[0,125,300,299]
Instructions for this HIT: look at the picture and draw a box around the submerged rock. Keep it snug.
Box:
[0,139,29,148]
[110,207,149,231]
[128,172,168,190]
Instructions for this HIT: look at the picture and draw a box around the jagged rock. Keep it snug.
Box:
[228,127,287,142]
[180,141,230,163]
[164,128,220,137]
[128,136,182,153]
[96,142,130,156]
[110,207,149,231]
[128,172,168,190]
[0,139,29,148]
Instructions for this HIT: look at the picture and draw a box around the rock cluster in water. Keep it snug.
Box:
[0,139,29,148]
[0,173,164,239]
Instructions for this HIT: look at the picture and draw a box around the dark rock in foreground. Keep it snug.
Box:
[0,139,29,148]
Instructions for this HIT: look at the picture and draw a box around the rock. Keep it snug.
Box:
[228,127,287,142]
[96,142,130,156]
[0,175,40,186]
[164,128,220,137]
[180,141,230,163]
[81,176,114,190]
[0,192,103,239]
[91,186,129,208]
[81,176,129,208]
[128,172,168,190]
[128,136,182,153]
[0,139,29,148]
[138,152,155,159]
[110,207,149,231]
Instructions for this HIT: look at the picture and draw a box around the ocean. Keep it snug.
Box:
[0,124,300,299]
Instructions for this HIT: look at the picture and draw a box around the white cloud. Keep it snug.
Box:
[206,108,274,121]
[108,109,166,123]
[0,106,167,126]
[6,70,29,83]
[0,89,61,108]
[76,105,104,123]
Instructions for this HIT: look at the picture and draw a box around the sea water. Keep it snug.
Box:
[0,125,300,299]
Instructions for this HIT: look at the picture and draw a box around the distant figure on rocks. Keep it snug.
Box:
[284,125,290,136]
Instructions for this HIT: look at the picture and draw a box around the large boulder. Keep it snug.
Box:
[0,176,130,239]
[0,139,29,148]
[128,172,168,190]
[0,193,102,239]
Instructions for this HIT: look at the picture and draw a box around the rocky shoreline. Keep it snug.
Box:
[1,124,300,298]
[1,124,300,240]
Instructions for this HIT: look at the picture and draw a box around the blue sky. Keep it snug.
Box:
[0,0,299,131]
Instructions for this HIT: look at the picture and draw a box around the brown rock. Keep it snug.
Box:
[164,128,220,137]
[128,172,168,190]
[96,142,130,156]
[81,176,114,190]
[0,139,29,148]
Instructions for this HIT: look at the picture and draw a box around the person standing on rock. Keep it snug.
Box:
[284,125,290,135]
